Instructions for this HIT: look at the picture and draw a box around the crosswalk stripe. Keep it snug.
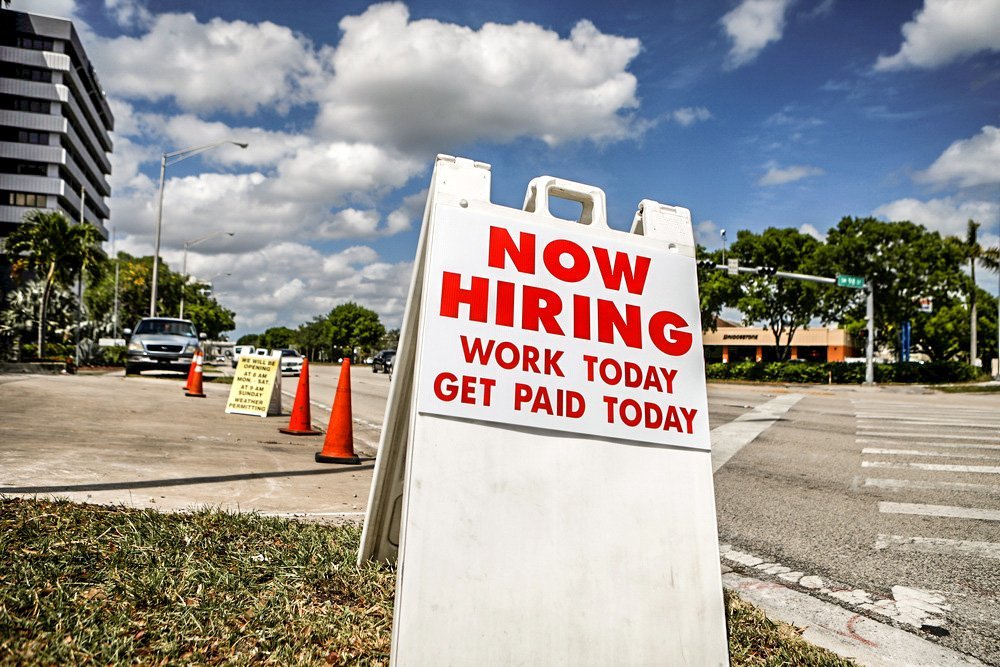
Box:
[861,448,997,460]
[865,477,1000,493]
[858,417,1000,428]
[857,439,1000,451]
[875,534,1000,559]
[858,431,989,440]
[862,461,1000,474]
[878,501,1000,522]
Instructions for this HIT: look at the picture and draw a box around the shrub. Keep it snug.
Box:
[705,360,986,384]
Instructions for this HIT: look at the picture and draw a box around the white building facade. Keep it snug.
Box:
[0,9,113,240]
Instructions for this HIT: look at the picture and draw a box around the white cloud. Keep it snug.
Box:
[694,219,722,248]
[720,0,795,69]
[872,196,998,239]
[798,223,824,240]
[672,107,713,126]
[875,0,1000,71]
[315,3,643,151]
[916,125,1000,188]
[758,164,824,186]
[104,0,153,29]
[21,0,80,20]
[94,3,653,337]
[90,12,323,114]
[268,142,422,204]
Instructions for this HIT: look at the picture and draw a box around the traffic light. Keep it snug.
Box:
[758,265,777,276]
[698,259,716,270]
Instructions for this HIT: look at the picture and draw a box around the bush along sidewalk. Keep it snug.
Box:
[705,360,987,384]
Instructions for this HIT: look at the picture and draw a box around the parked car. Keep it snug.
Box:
[372,349,396,373]
[124,317,203,375]
[232,344,255,368]
[277,349,304,375]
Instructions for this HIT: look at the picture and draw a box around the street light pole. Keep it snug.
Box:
[180,231,234,319]
[149,140,248,317]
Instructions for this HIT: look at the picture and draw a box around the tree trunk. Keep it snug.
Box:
[38,280,52,359]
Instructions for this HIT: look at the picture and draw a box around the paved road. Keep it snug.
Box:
[713,385,1000,665]
[2,366,996,663]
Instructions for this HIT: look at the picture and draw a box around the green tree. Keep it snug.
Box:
[955,220,1000,364]
[258,326,297,349]
[296,316,330,361]
[327,302,385,359]
[5,210,105,358]
[816,217,967,360]
[86,252,234,338]
[237,333,261,346]
[729,228,827,360]
[379,328,400,352]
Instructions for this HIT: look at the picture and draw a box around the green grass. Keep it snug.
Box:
[937,383,1000,393]
[0,498,855,666]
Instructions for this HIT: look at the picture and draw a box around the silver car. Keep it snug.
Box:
[124,317,203,375]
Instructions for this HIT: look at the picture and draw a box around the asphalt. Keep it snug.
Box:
[0,368,992,666]
[0,368,376,520]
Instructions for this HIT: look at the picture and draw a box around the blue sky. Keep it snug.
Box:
[27,0,1000,337]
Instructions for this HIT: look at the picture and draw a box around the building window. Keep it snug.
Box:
[16,36,55,51]
[0,96,52,114]
[4,191,48,208]
[0,159,48,176]
[16,130,50,145]
[1,64,53,83]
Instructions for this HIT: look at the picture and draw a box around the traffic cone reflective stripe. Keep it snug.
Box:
[185,350,207,398]
[280,358,323,436]
[183,351,198,391]
[315,359,361,464]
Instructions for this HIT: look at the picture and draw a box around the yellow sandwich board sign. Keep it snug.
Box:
[225,350,282,417]
[360,155,728,665]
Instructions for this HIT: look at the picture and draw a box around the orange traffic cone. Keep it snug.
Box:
[315,358,360,464]
[185,350,207,398]
[280,358,323,436]
[183,351,198,390]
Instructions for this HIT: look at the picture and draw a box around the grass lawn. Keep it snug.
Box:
[1,498,855,666]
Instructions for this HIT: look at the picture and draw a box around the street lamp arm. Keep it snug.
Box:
[149,139,248,318]
[164,140,249,166]
[185,230,235,252]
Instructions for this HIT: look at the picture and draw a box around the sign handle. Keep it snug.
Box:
[522,175,609,229]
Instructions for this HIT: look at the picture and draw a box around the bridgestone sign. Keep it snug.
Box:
[360,155,728,665]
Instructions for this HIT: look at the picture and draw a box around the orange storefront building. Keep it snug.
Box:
[702,320,858,363]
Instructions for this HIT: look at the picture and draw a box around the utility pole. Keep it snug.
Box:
[865,284,875,385]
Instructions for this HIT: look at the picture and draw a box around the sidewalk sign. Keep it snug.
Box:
[225,350,282,417]
[360,155,728,665]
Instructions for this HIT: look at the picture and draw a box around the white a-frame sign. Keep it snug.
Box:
[360,155,728,665]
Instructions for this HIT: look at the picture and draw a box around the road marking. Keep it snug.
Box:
[858,431,990,441]
[862,447,997,460]
[875,534,1000,560]
[865,477,1000,493]
[878,501,1000,522]
[711,394,804,473]
[857,438,1000,451]
[862,461,1000,474]
[857,414,1000,427]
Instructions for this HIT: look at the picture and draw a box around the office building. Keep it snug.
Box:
[0,9,113,240]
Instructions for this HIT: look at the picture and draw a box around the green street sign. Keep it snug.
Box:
[836,274,865,289]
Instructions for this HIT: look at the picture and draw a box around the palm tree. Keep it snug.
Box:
[962,220,1000,365]
[5,210,105,358]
